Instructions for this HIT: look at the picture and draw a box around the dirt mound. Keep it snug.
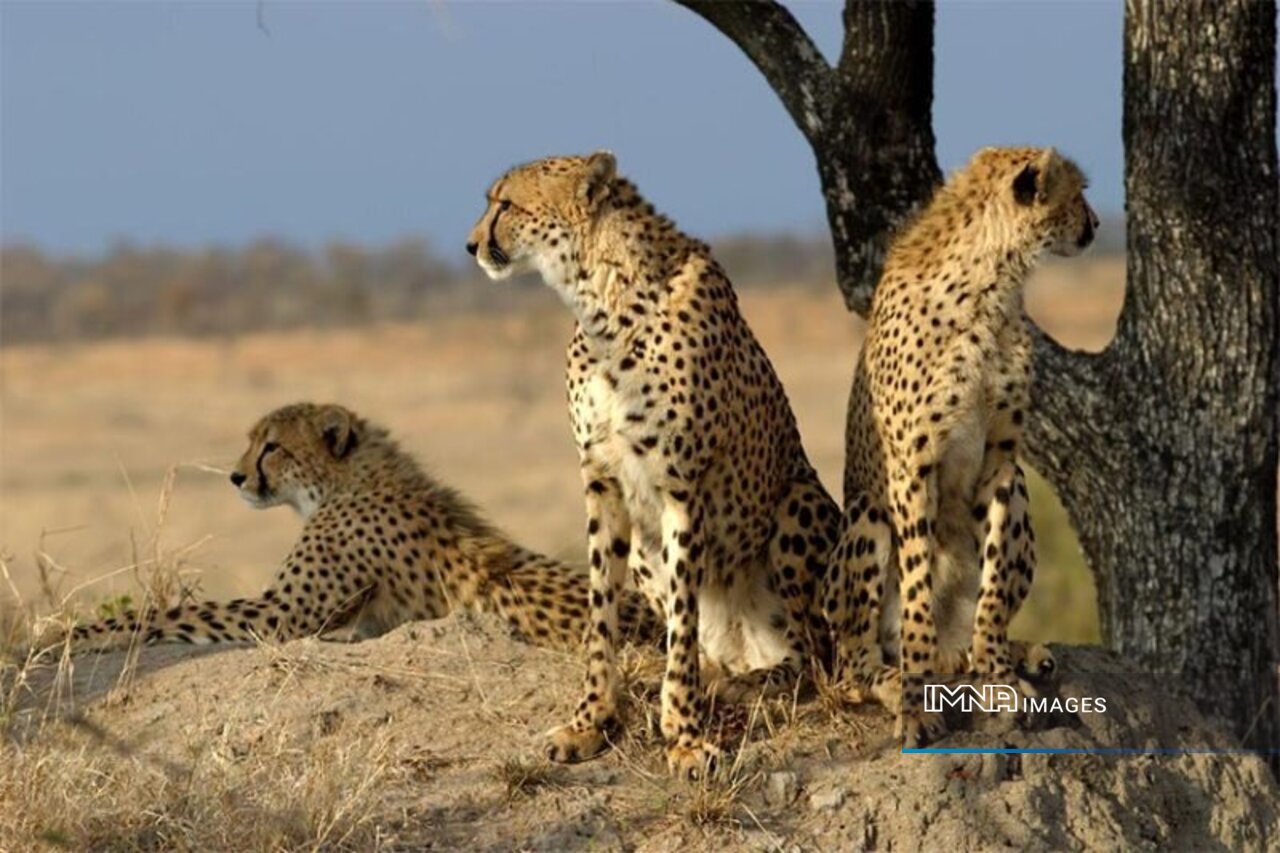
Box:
[3,614,1275,850]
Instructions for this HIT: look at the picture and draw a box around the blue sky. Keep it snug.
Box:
[1,1,1122,259]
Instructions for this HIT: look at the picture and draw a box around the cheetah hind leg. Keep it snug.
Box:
[826,495,947,745]
[824,495,897,706]
[709,478,842,706]
[707,658,801,705]
[971,464,1056,698]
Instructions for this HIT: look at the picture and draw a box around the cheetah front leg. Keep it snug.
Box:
[711,478,837,704]
[890,467,947,747]
[971,462,1055,693]
[545,472,631,764]
[659,490,718,779]
[50,541,380,655]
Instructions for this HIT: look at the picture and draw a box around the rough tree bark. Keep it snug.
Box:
[677,0,1280,754]
[1026,0,1280,754]
[675,0,939,313]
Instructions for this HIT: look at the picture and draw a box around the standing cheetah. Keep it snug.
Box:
[828,147,1097,744]
[59,403,661,654]
[467,152,840,777]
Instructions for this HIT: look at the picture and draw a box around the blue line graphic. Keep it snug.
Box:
[902,747,1277,755]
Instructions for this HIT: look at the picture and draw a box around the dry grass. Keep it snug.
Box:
[682,761,759,829]
[0,470,358,851]
[0,551,479,851]
[0,712,399,850]
[494,755,564,800]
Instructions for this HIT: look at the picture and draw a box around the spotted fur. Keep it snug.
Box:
[63,403,661,654]
[830,147,1096,745]
[468,152,840,778]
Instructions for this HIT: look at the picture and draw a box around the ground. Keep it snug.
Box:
[2,613,1275,850]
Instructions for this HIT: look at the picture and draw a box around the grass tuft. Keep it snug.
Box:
[493,755,562,800]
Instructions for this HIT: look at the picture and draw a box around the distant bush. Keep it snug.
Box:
[0,229,1120,345]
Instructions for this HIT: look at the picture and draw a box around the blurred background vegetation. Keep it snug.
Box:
[1,215,1123,344]
[0,234,832,343]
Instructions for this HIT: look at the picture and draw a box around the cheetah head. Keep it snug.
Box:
[998,147,1099,257]
[229,403,360,517]
[466,151,617,285]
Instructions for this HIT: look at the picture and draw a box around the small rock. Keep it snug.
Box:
[808,787,846,811]
[764,771,799,807]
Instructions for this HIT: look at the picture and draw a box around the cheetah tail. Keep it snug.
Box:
[53,587,373,655]
[487,555,663,652]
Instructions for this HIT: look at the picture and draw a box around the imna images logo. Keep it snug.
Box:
[923,682,1107,715]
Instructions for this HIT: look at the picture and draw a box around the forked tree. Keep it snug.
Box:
[676,0,1279,755]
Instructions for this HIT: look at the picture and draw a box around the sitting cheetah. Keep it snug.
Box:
[59,403,661,654]
[828,147,1097,744]
[467,152,840,777]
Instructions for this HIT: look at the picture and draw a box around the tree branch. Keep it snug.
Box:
[1022,324,1112,492]
[674,0,833,142]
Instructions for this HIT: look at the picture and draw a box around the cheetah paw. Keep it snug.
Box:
[709,670,789,704]
[665,739,720,781]
[866,666,904,714]
[840,682,873,706]
[1013,642,1057,694]
[897,710,947,748]
[544,721,612,764]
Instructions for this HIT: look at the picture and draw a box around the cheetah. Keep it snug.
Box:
[828,147,1097,745]
[59,403,661,654]
[467,152,841,777]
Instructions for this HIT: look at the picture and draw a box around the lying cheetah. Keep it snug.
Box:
[829,147,1096,744]
[468,152,840,777]
[60,403,661,654]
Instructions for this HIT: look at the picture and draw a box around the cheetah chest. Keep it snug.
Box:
[577,367,792,675]
[579,370,666,543]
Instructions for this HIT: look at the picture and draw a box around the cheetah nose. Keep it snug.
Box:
[230,472,247,488]
[465,241,478,257]
[1077,216,1095,249]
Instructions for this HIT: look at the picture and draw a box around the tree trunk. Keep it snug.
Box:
[1025,0,1280,754]
[677,0,1280,755]
[821,1,939,312]
[676,0,939,313]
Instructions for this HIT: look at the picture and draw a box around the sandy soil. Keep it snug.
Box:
[4,614,1274,850]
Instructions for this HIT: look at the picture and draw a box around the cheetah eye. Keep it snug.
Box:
[499,200,512,212]
[263,441,279,454]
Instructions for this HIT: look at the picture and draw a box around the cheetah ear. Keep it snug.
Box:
[317,405,356,459]
[581,150,616,207]
[1012,163,1039,206]
[1014,148,1060,206]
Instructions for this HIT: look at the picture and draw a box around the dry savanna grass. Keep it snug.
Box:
[1,714,398,850]
[0,263,1124,848]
